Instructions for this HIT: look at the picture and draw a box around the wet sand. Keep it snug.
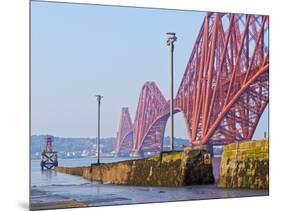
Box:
[31,200,86,210]
[30,188,132,210]
[31,190,87,210]
[31,183,268,210]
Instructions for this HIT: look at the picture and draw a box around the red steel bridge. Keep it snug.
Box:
[115,12,269,157]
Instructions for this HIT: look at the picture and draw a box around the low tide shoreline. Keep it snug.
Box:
[30,189,87,210]
[31,200,87,210]
[31,184,268,210]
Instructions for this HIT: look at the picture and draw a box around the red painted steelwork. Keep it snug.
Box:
[44,136,54,153]
[176,13,269,145]
[116,12,269,155]
[115,107,134,156]
[132,82,168,155]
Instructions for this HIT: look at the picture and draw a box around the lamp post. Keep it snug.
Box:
[166,32,177,151]
[95,94,103,165]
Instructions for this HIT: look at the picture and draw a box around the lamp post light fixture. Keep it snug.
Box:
[95,94,103,165]
[166,32,177,152]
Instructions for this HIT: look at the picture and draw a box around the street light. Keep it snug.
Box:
[95,94,103,165]
[166,32,177,152]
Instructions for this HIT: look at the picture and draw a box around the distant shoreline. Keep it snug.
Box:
[31,156,132,161]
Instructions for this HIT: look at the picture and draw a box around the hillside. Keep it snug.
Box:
[31,135,189,159]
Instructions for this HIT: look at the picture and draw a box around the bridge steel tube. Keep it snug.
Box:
[116,12,269,156]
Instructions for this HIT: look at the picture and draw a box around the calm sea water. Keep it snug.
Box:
[31,157,130,187]
[31,157,268,207]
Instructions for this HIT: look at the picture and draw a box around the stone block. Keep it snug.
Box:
[218,139,269,189]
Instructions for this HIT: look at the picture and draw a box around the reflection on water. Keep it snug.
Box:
[41,169,57,177]
[39,170,57,186]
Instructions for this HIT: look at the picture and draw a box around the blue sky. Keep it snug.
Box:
[31,1,268,139]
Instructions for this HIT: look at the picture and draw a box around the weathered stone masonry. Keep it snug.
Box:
[56,150,215,187]
[218,139,269,189]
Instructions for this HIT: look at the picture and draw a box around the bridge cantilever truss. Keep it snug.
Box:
[115,107,134,156]
[131,82,169,156]
[176,13,269,145]
[115,12,269,156]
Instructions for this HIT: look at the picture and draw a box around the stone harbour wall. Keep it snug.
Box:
[55,166,86,177]
[218,139,269,189]
[55,149,215,187]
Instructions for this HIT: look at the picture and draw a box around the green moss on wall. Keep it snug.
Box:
[56,150,214,187]
[218,139,269,189]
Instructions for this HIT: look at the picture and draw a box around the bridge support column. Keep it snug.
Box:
[129,150,142,158]
[207,142,214,157]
